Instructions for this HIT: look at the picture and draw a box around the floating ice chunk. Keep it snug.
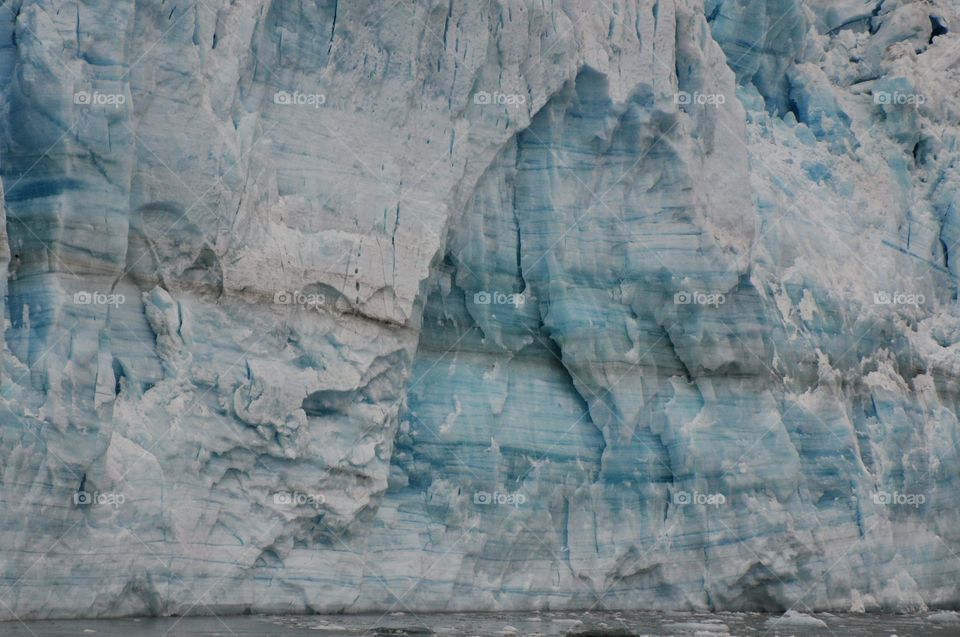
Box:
[928,611,960,624]
[765,610,829,628]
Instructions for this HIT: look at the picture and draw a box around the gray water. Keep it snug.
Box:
[6,611,960,637]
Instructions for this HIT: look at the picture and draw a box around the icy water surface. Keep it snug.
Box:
[7,611,960,636]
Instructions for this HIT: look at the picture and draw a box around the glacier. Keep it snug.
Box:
[0,0,959,620]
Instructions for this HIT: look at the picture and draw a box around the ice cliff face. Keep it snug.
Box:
[0,0,959,620]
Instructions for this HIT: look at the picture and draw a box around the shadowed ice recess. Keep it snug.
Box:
[0,0,959,622]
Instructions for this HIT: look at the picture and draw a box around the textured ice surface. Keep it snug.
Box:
[0,0,959,621]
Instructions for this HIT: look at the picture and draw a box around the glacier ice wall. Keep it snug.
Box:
[0,0,959,619]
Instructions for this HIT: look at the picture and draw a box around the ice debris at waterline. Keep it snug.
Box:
[0,0,959,621]
[10,612,960,637]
